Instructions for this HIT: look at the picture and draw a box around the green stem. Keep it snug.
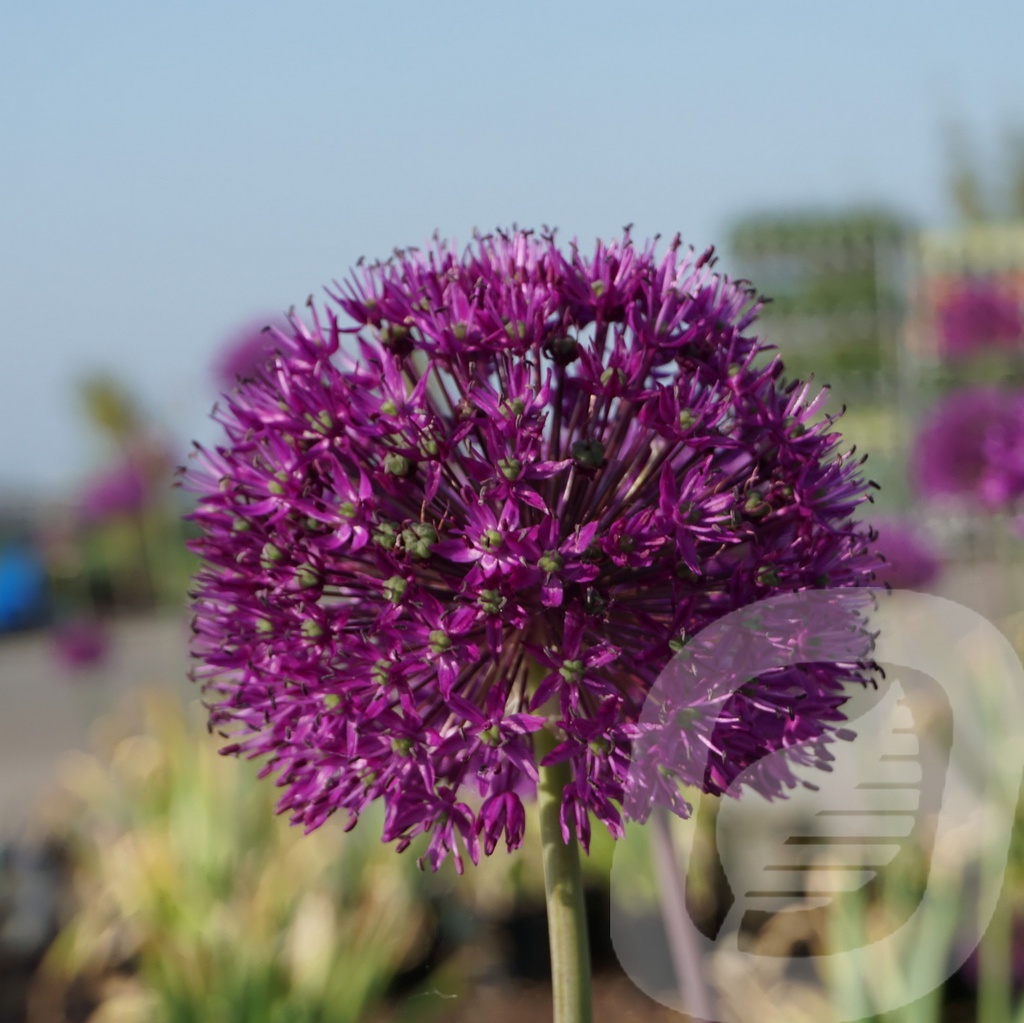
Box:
[535,721,593,1023]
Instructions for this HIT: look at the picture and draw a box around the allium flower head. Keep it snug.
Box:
[938,280,1024,360]
[186,229,878,871]
[912,386,1024,508]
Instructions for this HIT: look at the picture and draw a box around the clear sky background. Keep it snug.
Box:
[2,1,1023,497]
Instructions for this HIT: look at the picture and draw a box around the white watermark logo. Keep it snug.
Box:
[611,590,1024,1021]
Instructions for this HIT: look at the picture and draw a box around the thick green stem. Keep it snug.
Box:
[535,722,593,1023]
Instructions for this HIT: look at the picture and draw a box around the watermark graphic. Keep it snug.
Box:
[611,589,1024,1021]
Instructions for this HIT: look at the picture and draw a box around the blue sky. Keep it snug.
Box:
[3,1,1023,495]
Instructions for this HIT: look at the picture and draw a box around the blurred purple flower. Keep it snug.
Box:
[868,517,941,590]
[78,459,147,525]
[913,387,1024,511]
[212,318,284,389]
[938,280,1024,360]
[52,617,109,671]
[185,229,879,871]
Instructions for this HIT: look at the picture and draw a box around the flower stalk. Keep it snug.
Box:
[535,718,592,1023]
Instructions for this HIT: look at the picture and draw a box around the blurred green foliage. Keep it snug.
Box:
[31,692,431,1023]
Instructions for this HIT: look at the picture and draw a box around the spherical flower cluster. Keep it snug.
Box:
[912,386,1024,509]
[186,230,878,871]
[938,280,1024,360]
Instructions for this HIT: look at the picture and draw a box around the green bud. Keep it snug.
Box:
[756,565,781,587]
[383,453,414,477]
[391,737,413,757]
[301,619,324,639]
[260,542,285,567]
[508,398,526,417]
[744,493,769,518]
[383,575,408,603]
[402,522,437,559]
[371,659,391,686]
[380,398,398,416]
[323,693,342,711]
[429,629,452,653]
[317,411,334,431]
[504,319,527,341]
[268,479,286,495]
[538,549,563,573]
[572,439,605,469]
[588,737,611,755]
[232,518,251,532]
[478,589,504,614]
[727,363,742,377]
[339,500,356,519]
[600,367,626,387]
[591,280,606,297]
[482,529,503,551]
[480,725,502,747]
[678,409,696,430]
[669,631,690,653]
[255,617,273,635]
[498,457,522,481]
[295,565,320,589]
[559,659,585,684]
[373,520,399,550]
[418,434,439,457]
[452,322,468,341]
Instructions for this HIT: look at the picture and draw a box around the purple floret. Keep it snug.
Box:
[185,229,879,870]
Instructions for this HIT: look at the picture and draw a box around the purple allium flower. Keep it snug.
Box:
[52,617,110,671]
[938,280,1024,360]
[185,229,878,871]
[868,517,941,590]
[212,318,285,389]
[980,392,1024,509]
[79,458,147,525]
[912,387,1024,509]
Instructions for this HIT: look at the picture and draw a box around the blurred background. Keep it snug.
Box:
[3,1,1024,1020]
